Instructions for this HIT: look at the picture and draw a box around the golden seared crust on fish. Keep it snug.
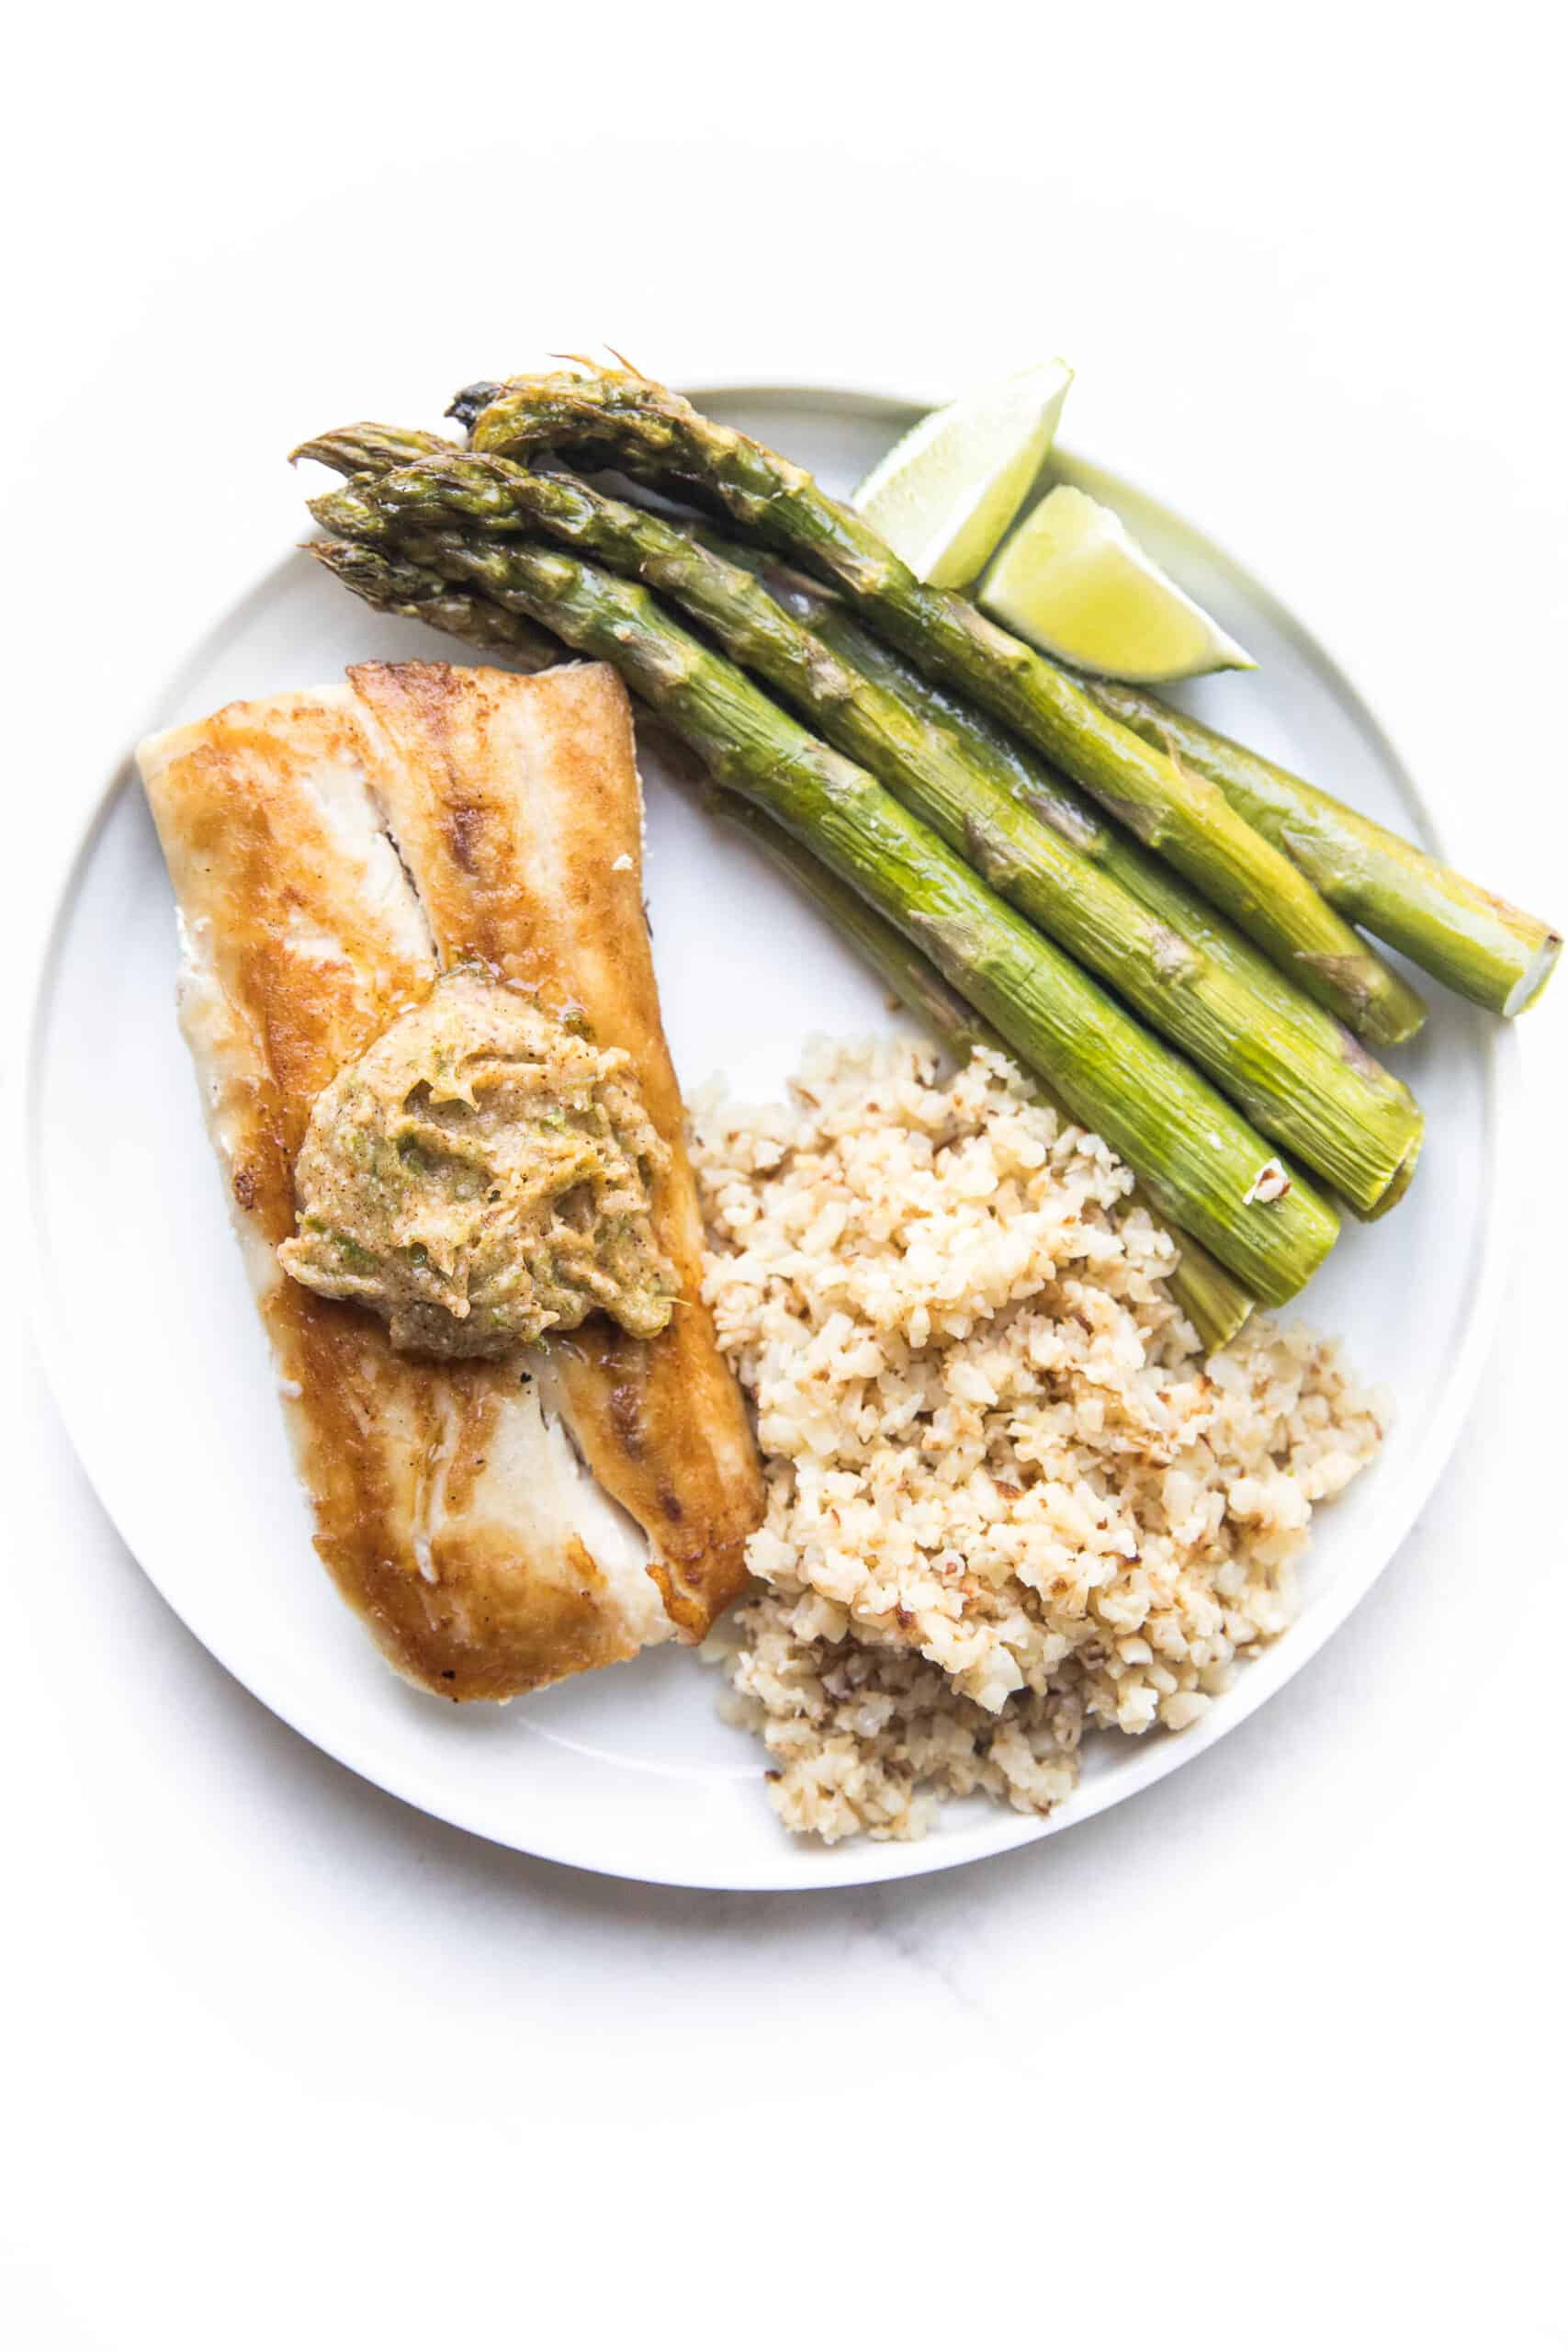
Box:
[347,661,764,1633]
[137,662,761,1701]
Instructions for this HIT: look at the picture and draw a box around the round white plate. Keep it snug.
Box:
[27,383,1516,1890]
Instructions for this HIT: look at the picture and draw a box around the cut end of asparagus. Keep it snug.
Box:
[1297,947,1428,1048]
[1089,679,1561,1022]
[1160,1237,1257,1356]
[1504,929,1563,1017]
[1358,1125,1423,1223]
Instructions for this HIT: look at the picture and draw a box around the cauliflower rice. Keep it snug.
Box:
[692,1037,1387,1844]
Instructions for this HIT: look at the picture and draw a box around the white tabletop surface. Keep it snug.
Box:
[5,10,1564,2345]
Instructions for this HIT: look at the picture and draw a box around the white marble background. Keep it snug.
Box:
[5,7,1564,2343]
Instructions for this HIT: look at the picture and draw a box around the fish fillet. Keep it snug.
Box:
[137,660,761,1701]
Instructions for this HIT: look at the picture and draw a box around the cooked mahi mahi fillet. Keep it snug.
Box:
[137,661,761,1700]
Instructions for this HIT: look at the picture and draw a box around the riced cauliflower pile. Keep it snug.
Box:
[692,1039,1386,1844]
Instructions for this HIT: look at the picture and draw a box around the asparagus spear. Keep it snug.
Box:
[1086,683,1562,1018]
[308,485,1339,1302]
[321,440,1421,1216]
[307,537,559,666]
[303,534,1255,1351]
[710,542,1429,1218]
[720,800,1258,1352]
[456,367,1426,1048]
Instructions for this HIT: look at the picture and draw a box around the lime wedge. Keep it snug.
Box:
[852,361,1072,588]
[978,485,1254,682]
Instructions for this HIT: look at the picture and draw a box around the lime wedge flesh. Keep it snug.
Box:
[979,485,1255,683]
[852,361,1073,588]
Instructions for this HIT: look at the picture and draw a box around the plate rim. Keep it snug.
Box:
[21,376,1523,1892]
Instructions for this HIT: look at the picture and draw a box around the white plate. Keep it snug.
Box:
[26,383,1517,1890]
